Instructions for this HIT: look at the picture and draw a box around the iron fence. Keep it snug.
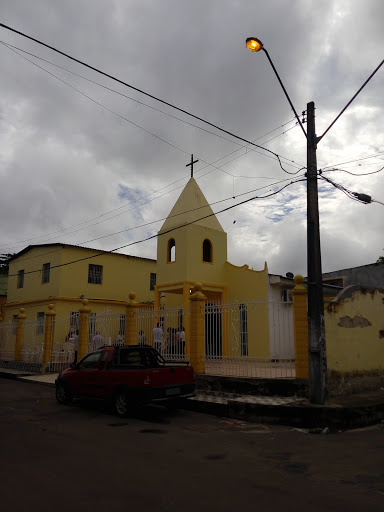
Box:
[204,299,295,378]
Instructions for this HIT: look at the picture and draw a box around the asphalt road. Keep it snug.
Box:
[1,379,383,512]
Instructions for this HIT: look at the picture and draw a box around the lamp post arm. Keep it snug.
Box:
[317,57,384,143]
[262,48,307,139]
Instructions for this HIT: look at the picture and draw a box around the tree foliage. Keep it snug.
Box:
[0,253,15,275]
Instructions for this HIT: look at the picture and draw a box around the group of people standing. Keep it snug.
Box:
[66,323,186,364]
[152,323,186,355]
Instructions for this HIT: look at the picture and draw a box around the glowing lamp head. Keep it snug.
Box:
[246,37,263,52]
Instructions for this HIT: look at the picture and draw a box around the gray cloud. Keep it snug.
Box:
[0,0,383,277]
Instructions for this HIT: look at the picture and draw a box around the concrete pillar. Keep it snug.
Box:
[14,308,27,361]
[78,299,91,361]
[125,292,139,346]
[291,275,309,379]
[42,304,56,371]
[189,282,206,374]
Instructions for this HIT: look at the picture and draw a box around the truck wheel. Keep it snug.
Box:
[56,382,73,405]
[114,391,130,418]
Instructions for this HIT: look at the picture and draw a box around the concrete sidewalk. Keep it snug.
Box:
[1,367,383,430]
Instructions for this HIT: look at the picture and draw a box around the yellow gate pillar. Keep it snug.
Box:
[291,275,309,379]
[125,292,139,346]
[189,282,206,374]
[42,304,56,372]
[14,308,27,361]
[78,299,91,362]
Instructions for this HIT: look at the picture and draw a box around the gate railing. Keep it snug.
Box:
[204,299,295,378]
[135,306,190,361]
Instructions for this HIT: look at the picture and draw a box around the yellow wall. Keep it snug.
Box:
[59,246,156,302]
[7,245,157,308]
[157,224,227,286]
[325,289,384,372]
[8,246,64,303]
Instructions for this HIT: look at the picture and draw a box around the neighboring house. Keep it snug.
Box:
[322,263,384,289]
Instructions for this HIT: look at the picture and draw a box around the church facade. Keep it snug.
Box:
[1,178,295,366]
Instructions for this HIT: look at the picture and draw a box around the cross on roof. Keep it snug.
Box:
[186,154,199,178]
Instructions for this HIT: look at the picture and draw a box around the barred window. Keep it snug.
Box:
[17,269,24,289]
[150,272,156,291]
[88,264,103,284]
[42,263,50,284]
[37,312,44,335]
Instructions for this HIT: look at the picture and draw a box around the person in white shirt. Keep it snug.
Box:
[153,323,164,353]
[116,332,125,346]
[72,331,79,363]
[138,330,146,345]
[177,327,186,356]
[92,331,104,351]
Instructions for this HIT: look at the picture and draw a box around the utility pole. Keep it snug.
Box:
[306,101,327,404]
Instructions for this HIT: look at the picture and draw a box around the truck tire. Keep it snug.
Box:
[56,382,74,405]
[113,390,130,418]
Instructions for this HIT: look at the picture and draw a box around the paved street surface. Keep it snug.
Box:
[1,380,383,512]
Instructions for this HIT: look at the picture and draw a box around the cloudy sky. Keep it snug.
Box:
[0,0,383,277]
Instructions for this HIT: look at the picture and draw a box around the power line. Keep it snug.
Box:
[2,39,305,173]
[322,151,384,170]
[2,40,302,159]
[322,165,384,177]
[0,42,304,249]
[0,23,299,174]
[7,179,303,276]
[0,45,302,247]
[319,175,382,205]
[318,56,384,142]
[2,176,301,253]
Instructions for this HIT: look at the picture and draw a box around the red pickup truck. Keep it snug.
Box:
[55,345,195,417]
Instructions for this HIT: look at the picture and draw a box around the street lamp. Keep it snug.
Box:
[246,36,327,404]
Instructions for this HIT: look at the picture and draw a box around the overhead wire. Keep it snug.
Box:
[2,175,304,253]
[0,41,303,249]
[7,178,303,277]
[322,165,384,177]
[319,174,383,205]
[0,23,302,175]
[1,39,303,167]
[322,151,384,170]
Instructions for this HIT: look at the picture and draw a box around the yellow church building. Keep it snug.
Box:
[1,177,295,376]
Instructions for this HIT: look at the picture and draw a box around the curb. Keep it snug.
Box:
[1,371,384,429]
[18,377,56,388]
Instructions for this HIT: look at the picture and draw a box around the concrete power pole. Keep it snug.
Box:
[306,101,327,404]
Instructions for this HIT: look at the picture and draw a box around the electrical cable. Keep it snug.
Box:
[318,56,384,142]
[0,43,303,249]
[319,175,382,205]
[0,23,300,175]
[322,151,384,170]
[1,40,301,159]
[322,165,384,177]
[7,179,303,276]
[2,176,303,253]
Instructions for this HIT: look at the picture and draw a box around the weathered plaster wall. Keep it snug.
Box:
[325,287,384,373]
